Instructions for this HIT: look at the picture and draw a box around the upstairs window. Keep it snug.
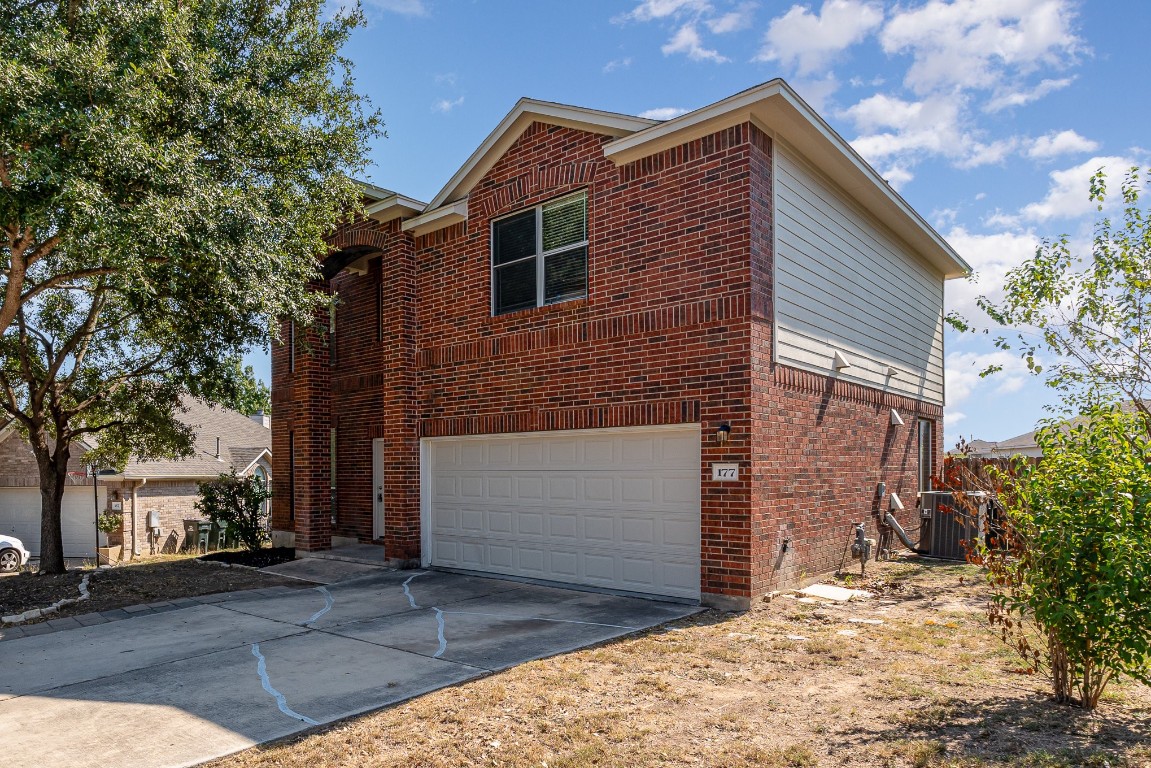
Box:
[492,192,587,315]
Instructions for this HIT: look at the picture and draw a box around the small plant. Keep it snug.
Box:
[952,405,1151,709]
[96,510,123,535]
[195,469,271,553]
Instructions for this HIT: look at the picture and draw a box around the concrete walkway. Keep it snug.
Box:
[0,569,698,768]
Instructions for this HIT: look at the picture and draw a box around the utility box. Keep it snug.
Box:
[920,491,983,560]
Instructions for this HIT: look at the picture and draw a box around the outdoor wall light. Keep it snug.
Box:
[890,408,905,427]
[716,423,731,445]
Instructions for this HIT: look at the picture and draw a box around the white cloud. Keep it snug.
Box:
[879,0,1082,96]
[662,24,729,62]
[364,0,428,16]
[617,0,712,23]
[433,73,457,86]
[846,93,966,162]
[639,107,690,120]
[985,77,1073,112]
[706,2,755,33]
[944,410,966,428]
[432,96,464,114]
[1018,155,1136,222]
[881,164,914,190]
[954,137,1021,169]
[945,349,1031,409]
[602,57,633,73]
[944,226,1041,324]
[756,0,884,74]
[1027,129,1099,159]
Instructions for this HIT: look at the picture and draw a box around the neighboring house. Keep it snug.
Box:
[964,401,1149,459]
[0,423,102,559]
[0,400,271,560]
[964,432,1044,459]
[272,79,970,609]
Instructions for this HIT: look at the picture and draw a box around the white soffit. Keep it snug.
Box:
[365,194,426,224]
[401,199,469,237]
[425,98,659,211]
[602,79,971,280]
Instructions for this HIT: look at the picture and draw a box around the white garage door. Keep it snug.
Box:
[425,425,701,600]
[0,486,106,558]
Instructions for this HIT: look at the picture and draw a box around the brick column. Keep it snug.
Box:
[271,284,332,551]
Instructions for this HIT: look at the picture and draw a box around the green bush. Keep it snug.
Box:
[978,405,1151,708]
[195,470,271,553]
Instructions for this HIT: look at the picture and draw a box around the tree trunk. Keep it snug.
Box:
[30,424,71,575]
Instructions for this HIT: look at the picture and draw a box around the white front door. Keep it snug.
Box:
[372,439,386,540]
[424,425,702,600]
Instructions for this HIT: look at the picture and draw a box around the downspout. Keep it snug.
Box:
[131,479,147,558]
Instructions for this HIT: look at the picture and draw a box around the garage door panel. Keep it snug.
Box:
[547,476,578,500]
[548,514,578,539]
[427,426,701,600]
[517,512,544,536]
[583,515,615,542]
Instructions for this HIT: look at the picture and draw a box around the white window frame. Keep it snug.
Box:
[490,190,588,316]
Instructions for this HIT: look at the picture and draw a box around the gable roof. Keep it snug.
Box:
[416,79,970,280]
[425,100,658,211]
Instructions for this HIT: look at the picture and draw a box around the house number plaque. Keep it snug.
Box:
[711,463,739,481]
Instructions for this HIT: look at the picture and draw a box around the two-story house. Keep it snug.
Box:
[271,79,969,609]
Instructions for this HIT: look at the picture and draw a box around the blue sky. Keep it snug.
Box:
[247,0,1150,447]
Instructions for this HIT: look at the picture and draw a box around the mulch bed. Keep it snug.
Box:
[200,547,296,569]
[0,551,313,624]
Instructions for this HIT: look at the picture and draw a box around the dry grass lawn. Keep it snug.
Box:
[206,559,1151,768]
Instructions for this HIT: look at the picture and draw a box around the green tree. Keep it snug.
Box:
[196,469,271,553]
[214,359,271,416]
[0,0,379,573]
[975,406,1151,709]
[953,167,1151,429]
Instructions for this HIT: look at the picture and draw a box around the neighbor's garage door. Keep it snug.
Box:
[0,486,106,558]
[426,425,701,600]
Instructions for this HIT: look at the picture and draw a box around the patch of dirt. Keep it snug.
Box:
[0,571,86,617]
[206,557,1151,768]
[0,552,314,623]
[200,547,296,569]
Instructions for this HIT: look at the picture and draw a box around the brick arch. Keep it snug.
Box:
[319,217,404,280]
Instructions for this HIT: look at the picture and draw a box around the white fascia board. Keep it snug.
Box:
[238,449,273,476]
[401,199,469,237]
[355,180,398,202]
[365,194,426,224]
[603,79,972,280]
[425,98,658,211]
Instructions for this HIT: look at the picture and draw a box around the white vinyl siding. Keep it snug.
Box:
[773,144,946,405]
[423,425,701,600]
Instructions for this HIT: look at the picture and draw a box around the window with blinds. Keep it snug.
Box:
[492,191,588,315]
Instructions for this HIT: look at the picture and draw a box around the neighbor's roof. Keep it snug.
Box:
[402,78,969,280]
[114,398,271,481]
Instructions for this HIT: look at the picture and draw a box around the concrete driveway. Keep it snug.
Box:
[0,569,698,768]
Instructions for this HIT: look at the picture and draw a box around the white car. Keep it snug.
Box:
[0,534,31,572]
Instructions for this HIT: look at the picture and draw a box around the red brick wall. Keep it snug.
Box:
[274,118,944,604]
[271,282,334,551]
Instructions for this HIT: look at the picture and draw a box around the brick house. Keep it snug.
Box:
[271,79,969,609]
[0,399,270,560]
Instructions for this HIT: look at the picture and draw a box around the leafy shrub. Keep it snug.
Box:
[96,510,123,534]
[195,469,271,553]
[969,405,1151,709]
